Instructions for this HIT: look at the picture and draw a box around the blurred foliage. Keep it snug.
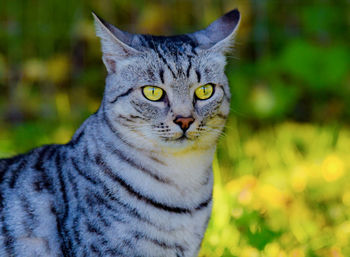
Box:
[200,120,350,257]
[0,0,349,256]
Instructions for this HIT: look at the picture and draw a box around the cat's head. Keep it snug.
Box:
[93,10,240,153]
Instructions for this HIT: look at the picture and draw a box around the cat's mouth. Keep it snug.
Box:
[175,134,188,142]
[160,133,192,142]
[158,131,199,143]
[174,132,199,142]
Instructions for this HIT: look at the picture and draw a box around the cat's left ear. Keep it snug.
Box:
[191,9,241,53]
[92,12,141,73]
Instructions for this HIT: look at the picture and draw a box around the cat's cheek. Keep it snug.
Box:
[130,99,168,120]
[220,100,230,117]
[195,97,222,118]
[111,100,131,116]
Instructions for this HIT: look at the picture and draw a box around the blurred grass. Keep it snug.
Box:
[1,0,350,256]
[199,120,350,257]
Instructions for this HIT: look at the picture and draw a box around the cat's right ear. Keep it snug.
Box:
[191,9,241,53]
[92,12,141,73]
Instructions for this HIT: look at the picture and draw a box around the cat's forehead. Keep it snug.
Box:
[136,34,199,56]
[130,34,224,86]
[123,34,211,90]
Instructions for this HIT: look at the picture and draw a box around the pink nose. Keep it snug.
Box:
[173,116,195,131]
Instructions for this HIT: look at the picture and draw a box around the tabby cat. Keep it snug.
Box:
[0,9,240,257]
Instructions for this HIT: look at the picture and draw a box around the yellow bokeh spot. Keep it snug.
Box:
[322,154,345,182]
[244,139,263,157]
[225,179,239,195]
[289,248,305,257]
[329,247,344,257]
[55,93,71,120]
[257,184,287,209]
[238,188,253,205]
[47,55,70,83]
[226,175,257,196]
[264,243,287,257]
[232,175,257,205]
[231,207,243,218]
[342,191,350,206]
[291,166,308,192]
[335,221,350,246]
[53,126,74,144]
[241,246,260,257]
[23,59,47,81]
[208,233,220,246]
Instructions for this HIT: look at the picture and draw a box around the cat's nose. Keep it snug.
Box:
[173,116,195,132]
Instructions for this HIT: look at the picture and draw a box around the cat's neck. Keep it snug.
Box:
[157,147,215,189]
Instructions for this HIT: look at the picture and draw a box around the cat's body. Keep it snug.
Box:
[0,9,240,257]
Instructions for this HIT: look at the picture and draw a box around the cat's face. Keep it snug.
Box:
[94,11,240,152]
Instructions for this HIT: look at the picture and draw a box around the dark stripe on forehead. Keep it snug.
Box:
[140,34,199,79]
[140,34,198,52]
[195,70,201,83]
[159,68,165,84]
[155,46,176,79]
[140,35,176,78]
[147,67,156,81]
[177,67,184,77]
[137,34,150,48]
[186,55,193,78]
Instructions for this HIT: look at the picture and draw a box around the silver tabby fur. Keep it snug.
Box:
[0,9,240,257]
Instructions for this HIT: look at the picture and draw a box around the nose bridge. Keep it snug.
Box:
[171,93,193,117]
[169,79,195,116]
[173,105,192,117]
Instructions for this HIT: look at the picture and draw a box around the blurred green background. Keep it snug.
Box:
[0,0,350,256]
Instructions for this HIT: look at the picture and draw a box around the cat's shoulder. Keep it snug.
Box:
[0,144,60,184]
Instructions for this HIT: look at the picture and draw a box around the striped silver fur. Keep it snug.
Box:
[0,9,240,257]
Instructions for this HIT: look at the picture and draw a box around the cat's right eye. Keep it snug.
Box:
[195,84,214,100]
[142,86,164,101]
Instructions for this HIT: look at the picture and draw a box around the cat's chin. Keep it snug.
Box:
[154,135,217,154]
[160,137,194,145]
[154,134,194,149]
[172,135,187,142]
[160,133,198,144]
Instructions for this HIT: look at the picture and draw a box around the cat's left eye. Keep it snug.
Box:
[142,86,164,101]
[195,84,214,100]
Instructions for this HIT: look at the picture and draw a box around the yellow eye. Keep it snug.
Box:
[142,86,164,101]
[195,84,214,100]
